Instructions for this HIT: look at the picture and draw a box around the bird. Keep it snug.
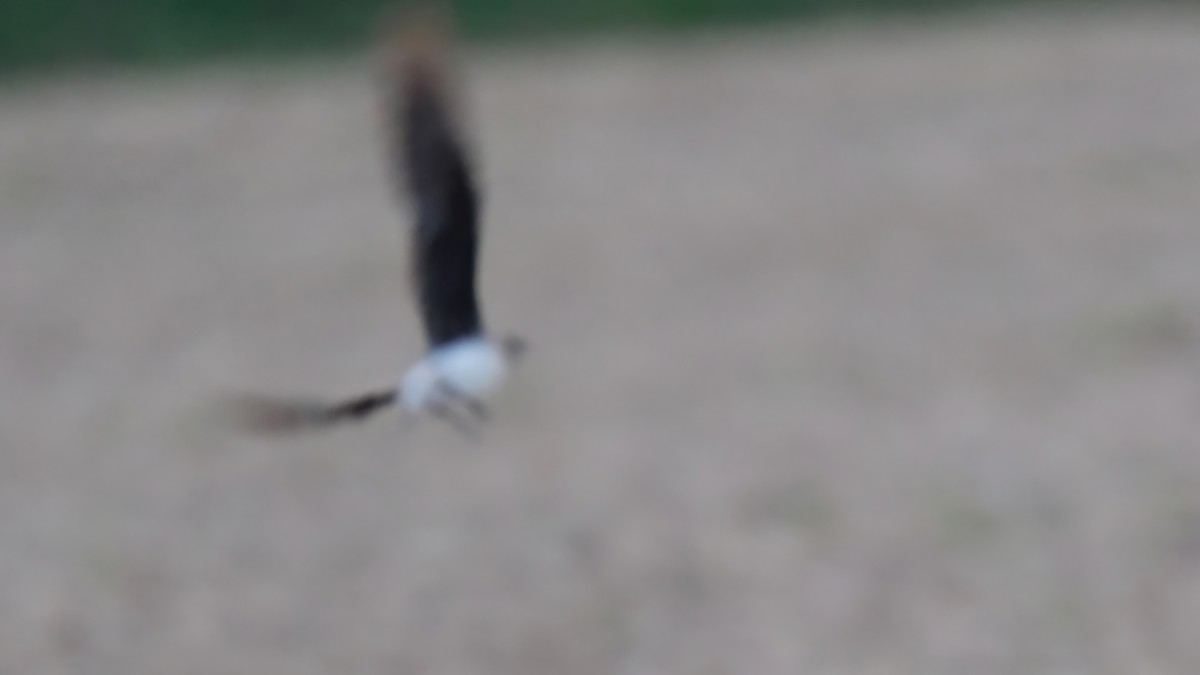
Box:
[230,6,527,437]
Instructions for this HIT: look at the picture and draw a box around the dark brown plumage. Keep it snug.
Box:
[381,5,485,349]
[224,390,398,435]
[226,4,484,435]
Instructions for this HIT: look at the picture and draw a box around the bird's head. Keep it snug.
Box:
[500,333,529,362]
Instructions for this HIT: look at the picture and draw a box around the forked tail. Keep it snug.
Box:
[227,389,399,435]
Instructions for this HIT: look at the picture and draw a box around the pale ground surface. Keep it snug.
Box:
[2,7,1200,674]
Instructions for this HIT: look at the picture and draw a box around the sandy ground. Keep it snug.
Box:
[2,6,1200,674]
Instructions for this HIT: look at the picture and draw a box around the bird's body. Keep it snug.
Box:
[232,5,526,437]
[399,336,508,413]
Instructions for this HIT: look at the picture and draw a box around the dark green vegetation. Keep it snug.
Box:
[0,0,1053,73]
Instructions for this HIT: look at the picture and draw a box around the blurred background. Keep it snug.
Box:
[3,0,1035,72]
[3,0,1200,673]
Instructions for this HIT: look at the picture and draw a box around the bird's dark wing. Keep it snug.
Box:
[383,9,483,349]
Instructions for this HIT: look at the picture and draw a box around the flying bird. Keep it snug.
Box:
[232,7,526,437]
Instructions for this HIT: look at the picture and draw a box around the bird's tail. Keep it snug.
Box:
[225,389,400,435]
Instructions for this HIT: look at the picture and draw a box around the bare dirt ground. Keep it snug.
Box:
[2,7,1200,673]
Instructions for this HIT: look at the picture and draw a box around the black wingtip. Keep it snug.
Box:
[378,2,458,101]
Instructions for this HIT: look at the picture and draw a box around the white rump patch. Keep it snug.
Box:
[399,336,507,412]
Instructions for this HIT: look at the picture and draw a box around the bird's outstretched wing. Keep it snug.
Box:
[218,7,489,439]
[381,6,483,349]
